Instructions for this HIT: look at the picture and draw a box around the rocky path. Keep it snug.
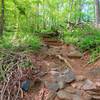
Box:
[27,38,100,100]
[0,38,100,100]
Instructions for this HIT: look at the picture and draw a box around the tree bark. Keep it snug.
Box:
[95,0,100,27]
[0,0,4,35]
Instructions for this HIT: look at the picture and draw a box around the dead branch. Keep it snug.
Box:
[56,55,73,70]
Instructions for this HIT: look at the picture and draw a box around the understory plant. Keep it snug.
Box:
[63,24,100,63]
[0,32,42,51]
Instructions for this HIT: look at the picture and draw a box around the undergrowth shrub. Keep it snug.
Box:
[0,32,41,51]
[78,34,100,51]
[89,46,100,63]
[62,24,100,62]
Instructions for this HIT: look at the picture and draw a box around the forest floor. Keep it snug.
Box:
[0,37,100,100]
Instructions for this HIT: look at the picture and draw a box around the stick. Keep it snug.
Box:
[56,55,73,70]
[1,72,12,100]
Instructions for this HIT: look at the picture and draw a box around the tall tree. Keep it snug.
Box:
[95,0,100,27]
[0,0,4,35]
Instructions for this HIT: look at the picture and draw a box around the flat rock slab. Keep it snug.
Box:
[81,79,96,91]
[68,51,82,58]
[57,69,76,83]
[87,67,100,78]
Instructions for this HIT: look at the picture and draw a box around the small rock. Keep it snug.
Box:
[69,46,76,51]
[51,68,59,71]
[50,68,76,84]
[45,81,59,91]
[68,51,82,58]
[21,80,30,92]
[62,69,76,83]
[57,90,72,100]
[58,81,65,89]
[50,70,59,76]
[81,79,96,91]
[76,75,86,81]
[71,82,77,88]
[95,82,100,87]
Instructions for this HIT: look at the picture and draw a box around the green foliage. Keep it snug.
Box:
[63,24,100,63]
[3,0,95,34]
[89,47,100,63]
[63,28,83,44]
[0,32,41,51]
[78,34,100,51]
[0,0,99,64]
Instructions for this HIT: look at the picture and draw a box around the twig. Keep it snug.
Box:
[7,89,11,100]
[56,55,73,70]
[15,81,20,100]
[1,72,12,100]
[15,65,22,100]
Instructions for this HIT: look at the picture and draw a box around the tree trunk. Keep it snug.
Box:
[95,0,100,27]
[0,0,4,35]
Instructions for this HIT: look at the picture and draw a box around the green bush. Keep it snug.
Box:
[0,32,41,51]
[78,34,100,51]
[89,46,100,63]
[62,25,100,63]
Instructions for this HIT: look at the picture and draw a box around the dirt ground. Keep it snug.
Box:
[26,38,100,100]
[0,38,100,100]
[30,38,100,80]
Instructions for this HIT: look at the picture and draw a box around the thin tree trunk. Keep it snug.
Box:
[43,0,46,29]
[95,0,100,27]
[0,0,4,35]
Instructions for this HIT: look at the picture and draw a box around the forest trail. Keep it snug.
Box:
[1,0,100,99]
[0,38,100,100]
[27,37,100,100]
[41,37,100,78]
